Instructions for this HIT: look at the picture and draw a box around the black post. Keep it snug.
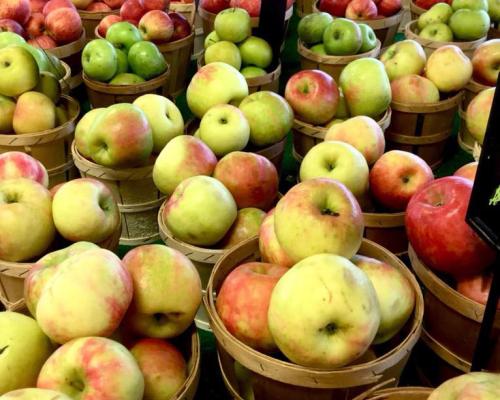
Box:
[257,0,287,69]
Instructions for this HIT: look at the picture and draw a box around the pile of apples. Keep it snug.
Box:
[318,0,402,20]
[199,0,293,16]
[415,1,490,42]
[203,8,275,79]
[0,238,202,399]
[298,12,378,56]
[0,0,83,49]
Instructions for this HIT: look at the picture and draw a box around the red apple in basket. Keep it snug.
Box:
[42,0,76,16]
[0,152,49,188]
[415,0,450,9]
[345,0,378,19]
[103,0,126,8]
[319,0,351,16]
[199,0,230,14]
[168,12,191,41]
[457,271,499,308]
[45,7,83,44]
[406,176,496,278]
[120,0,146,24]
[229,0,260,16]
[29,34,57,48]
[454,162,478,181]
[377,0,401,16]
[97,14,122,37]
[138,10,173,42]
[86,2,113,11]
[0,0,31,25]
[0,19,26,37]
[471,39,500,87]
[143,0,170,10]
[219,207,266,249]
[25,13,45,38]
[30,0,49,13]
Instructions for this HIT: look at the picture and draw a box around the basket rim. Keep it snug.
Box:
[409,0,426,14]
[46,30,86,57]
[465,78,493,94]
[171,324,201,400]
[198,2,294,25]
[78,8,120,18]
[390,91,463,113]
[363,211,405,227]
[352,385,433,400]
[297,39,381,64]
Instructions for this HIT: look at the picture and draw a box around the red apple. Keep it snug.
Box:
[199,0,230,14]
[406,176,496,278]
[86,1,112,10]
[377,0,401,16]
[213,151,279,211]
[0,18,26,37]
[471,40,500,87]
[259,209,295,268]
[414,0,451,9]
[25,13,45,38]
[0,152,49,188]
[457,272,499,309]
[0,0,30,25]
[229,0,260,16]
[346,0,378,19]
[30,0,48,13]
[142,0,169,10]
[103,0,126,8]
[120,0,146,24]
[369,150,434,211]
[97,14,122,37]
[454,161,478,182]
[138,10,173,42]
[45,7,82,44]
[42,0,76,16]
[168,12,191,41]
[216,262,288,352]
[29,34,57,48]
[318,0,351,17]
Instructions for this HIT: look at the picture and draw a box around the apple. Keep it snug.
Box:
[229,0,260,16]
[0,19,26,37]
[457,271,499,308]
[274,178,364,263]
[42,0,76,16]
[106,21,142,52]
[103,0,126,8]
[0,152,48,187]
[258,209,294,268]
[13,91,56,134]
[74,108,106,158]
[452,0,488,10]
[0,95,16,133]
[419,22,453,42]
[82,39,118,82]
[143,0,169,10]
[0,178,55,262]
[238,36,272,69]
[489,0,500,21]
[345,0,378,19]
[0,31,25,48]
[128,40,167,79]
[153,135,217,195]
[240,65,267,78]
[130,339,187,400]
[214,7,251,43]
[30,0,49,13]
[115,48,128,74]
[319,0,351,16]
[0,389,71,399]
[322,18,362,56]
[72,0,93,8]
[0,46,39,97]
[0,0,30,25]
[297,12,333,45]
[472,39,500,86]
[97,14,122,38]
[169,12,191,41]
[200,0,230,14]
[123,244,202,337]
[45,8,83,44]
[416,0,452,8]
[391,74,440,103]
[204,40,242,70]
[186,62,249,118]
[86,1,112,10]
[25,13,45,38]
[428,372,500,400]
[217,262,288,352]
[120,0,146,24]
[161,175,237,246]
[418,2,453,29]
[466,87,494,145]
[378,0,402,15]
[340,58,391,119]
[380,39,427,81]
[268,253,380,368]
[32,71,60,103]
[300,140,369,199]
[0,312,53,395]
[213,151,278,210]
[454,161,478,181]
[406,176,496,277]
[138,10,173,43]
[37,337,144,399]
[84,103,153,167]
[219,207,266,248]
[358,23,377,53]
[324,116,385,165]
[28,35,57,49]
[239,91,293,147]
[285,69,339,125]
[204,30,219,48]
[449,9,490,40]
[109,72,146,84]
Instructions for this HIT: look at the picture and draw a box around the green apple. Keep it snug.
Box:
[214,7,251,43]
[323,18,362,56]
[105,21,142,52]
[297,12,333,45]
[82,39,118,82]
[115,48,128,75]
[13,92,56,134]
[339,58,391,119]
[0,389,72,399]
[199,104,250,156]
[0,46,39,97]
[239,36,273,69]
[0,312,53,394]
[46,53,66,79]
[489,0,500,21]
[33,71,61,103]
[239,91,293,146]
[310,43,327,54]
[75,108,106,159]
[133,94,184,153]
[452,0,488,10]
[0,95,15,134]
[17,44,50,73]
[449,9,490,40]
[380,39,427,81]
[109,73,146,85]
[0,32,25,49]
[128,41,167,80]
[419,22,454,41]
[205,40,242,70]
[241,66,267,78]
[204,30,220,48]
[358,24,377,53]
[418,3,454,29]
[335,88,349,118]
[162,175,237,246]
[55,106,68,126]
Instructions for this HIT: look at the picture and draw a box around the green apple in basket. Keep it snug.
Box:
[310,44,327,55]
[238,36,273,69]
[109,73,146,85]
[380,40,427,81]
[128,41,167,80]
[204,31,220,48]
[106,21,142,53]
[214,7,251,43]
[0,31,25,49]
[82,39,118,82]
[418,3,453,30]
[419,22,454,42]
[240,66,267,78]
[489,0,500,21]
[449,9,490,40]
[204,40,242,70]
[451,0,488,11]
[323,18,362,56]
[33,71,61,103]
[0,46,39,97]
[358,24,377,53]
[297,12,333,45]
[115,48,129,75]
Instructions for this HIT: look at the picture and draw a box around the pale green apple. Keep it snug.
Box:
[109,73,145,85]
[0,389,72,399]
[297,12,333,45]
[75,108,106,158]
[0,312,53,395]
[489,0,500,21]
[133,94,184,153]
[426,45,473,92]
[128,41,167,80]
[214,7,251,43]
[204,30,220,48]
[187,62,249,118]
[310,43,327,55]
[82,39,118,82]
[239,91,293,146]
[18,44,51,73]
[106,21,142,52]
[0,95,15,134]
[428,372,500,399]
[46,53,66,79]
[115,48,129,74]
[0,46,39,97]
[241,66,267,78]
[449,9,490,40]
[452,0,488,10]
[419,22,454,42]
[358,24,377,53]
[380,40,427,81]
[162,175,237,246]
[238,36,273,69]
[55,106,68,127]
[199,104,250,156]
[418,3,454,29]
[204,40,242,70]
[334,88,349,118]
[13,92,56,134]
[33,71,61,103]
[0,32,25,49]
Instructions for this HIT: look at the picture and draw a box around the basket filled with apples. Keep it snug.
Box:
[406,174,499,375]
[315,0,404,48]
[297,13,381,83]
[203,177,423,398]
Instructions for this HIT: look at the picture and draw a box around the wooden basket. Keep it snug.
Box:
[0,95,80,188]
[353,385,432,400]
[363,212,407,258]
[59,60,72,95]
[204,237,424,400]
[171,324,201,400]
[409,0,425,19]
[488,24,500,39]
[47,31,86,89]
[405,20,486,57]
[296,0,315,16]
[78,9,119,41]
[72,143,165,246]
[83,67,170,108]
[385,92,462,170]
[409,245,500,374]
[298,39,381,83]
[292,107,392,162]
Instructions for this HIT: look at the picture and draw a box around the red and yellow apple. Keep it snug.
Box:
[0,152,48,188]
[219,207,266,249]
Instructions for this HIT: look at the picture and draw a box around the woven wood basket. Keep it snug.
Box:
[171,324,201,400]
[363,212,407,258]
[409,0,425,19]
[59,60,72,95]
[72,143,165,246]
[0,95,80,188]
[296,0,315,16]
[78,9,120,41]
[298,39,381,83]
[385,92,462,170]
[47,31,86,89]
[204,237,423,400]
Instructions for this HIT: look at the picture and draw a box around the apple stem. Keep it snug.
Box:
[321,208,339,217]
[319,323,337,335]
[0,345,8,355]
